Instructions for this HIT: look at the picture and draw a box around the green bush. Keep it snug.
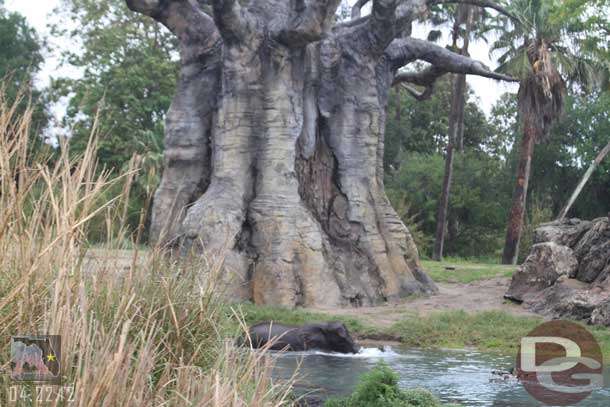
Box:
[325,364,444,407]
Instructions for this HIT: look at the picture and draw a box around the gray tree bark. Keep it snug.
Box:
[127,0,515,307]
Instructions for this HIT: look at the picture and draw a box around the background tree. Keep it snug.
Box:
[432,4,477,261]
[0,0,47,146]
[51,0,179,233]
[385,79,513,259]
[492,0,598,264]
[125,0,515,307]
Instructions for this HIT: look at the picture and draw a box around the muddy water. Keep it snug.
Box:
[271,347,610,406]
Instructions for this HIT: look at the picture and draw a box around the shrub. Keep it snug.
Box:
[325,364,443,407]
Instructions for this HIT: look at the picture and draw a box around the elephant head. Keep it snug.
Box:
[303,321,360,354]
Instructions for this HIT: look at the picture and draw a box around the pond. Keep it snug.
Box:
[270,347,610,406]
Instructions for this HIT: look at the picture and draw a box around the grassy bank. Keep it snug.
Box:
[421,259,516,283]
[233,305,610,360]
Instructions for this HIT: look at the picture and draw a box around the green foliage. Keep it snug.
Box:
[325,364,445,407]
[387,191,432,254]
[385,150,512,258]
[384,81,496,171]
[517,196,553,263]
[51,0,179,237]
[541,92,610,219]
[0,3,48,146]
[494,90,610,222]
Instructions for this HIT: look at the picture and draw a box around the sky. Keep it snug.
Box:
[5,0,518,115]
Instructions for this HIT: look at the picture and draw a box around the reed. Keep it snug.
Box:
[0,90,293,406]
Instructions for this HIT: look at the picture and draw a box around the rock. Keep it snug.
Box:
[509,216,610,326]
[574,218,610,283]
[534,218,592,248]
[505,242,578,303]
[591,298,610,326]
[534,284,599,320]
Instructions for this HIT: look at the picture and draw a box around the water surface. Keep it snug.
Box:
[271,347,610,406]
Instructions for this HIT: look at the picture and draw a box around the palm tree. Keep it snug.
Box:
[492,0,596,264]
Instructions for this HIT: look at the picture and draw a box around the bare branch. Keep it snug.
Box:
[393,65,447,100]
[368,0,400,54]
[393,65,447,86]
[125,0,166,19]
[400,83,435,100]
[336,1,427,42]
[428,0,516,20]
[388,38,518,82]
[352,0,370,19]
[125,0,217,45]
[211,0,254,42]
[276,0,342,47]
[339,0,511,40]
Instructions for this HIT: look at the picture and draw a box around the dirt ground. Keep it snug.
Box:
[85,248,535,329]
[313,277,537,328]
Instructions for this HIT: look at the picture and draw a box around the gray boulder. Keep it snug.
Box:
[591,297,610,327]
[574,218,610,283]
[506,215,610,326]
[534,218,592,247]
[505,242,578,303]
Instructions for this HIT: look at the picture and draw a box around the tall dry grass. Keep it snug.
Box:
[0,91,293,406]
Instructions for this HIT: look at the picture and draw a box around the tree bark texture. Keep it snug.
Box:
[502,112,537,265]
[127,0,516,307]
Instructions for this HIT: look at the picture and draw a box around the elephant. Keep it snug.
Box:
[245,321,360,354]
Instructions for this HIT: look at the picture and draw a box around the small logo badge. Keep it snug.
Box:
[517,320,603,406]
[11,335,61,383]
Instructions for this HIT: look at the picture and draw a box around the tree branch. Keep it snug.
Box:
[125,0,217,45]
[393,66,447,100]
[211,0,254,43]
[276,0,342,47]
[388,38,518,82]
[368,0,400,54]
[352,0,370,19]
[400,83,435,100]
[428,0,516,20]
[393,65,447,86]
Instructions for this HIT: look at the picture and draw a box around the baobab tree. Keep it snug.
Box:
[126,0,515,307]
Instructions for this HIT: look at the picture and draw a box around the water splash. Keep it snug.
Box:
[274,346,410,359]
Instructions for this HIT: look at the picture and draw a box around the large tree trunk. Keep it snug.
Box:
[126,0,516,307]
[502,113,537,265]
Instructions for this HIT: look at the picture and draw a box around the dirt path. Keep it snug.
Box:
[313,277,536,328]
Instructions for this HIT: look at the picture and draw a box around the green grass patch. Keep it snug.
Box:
[389,310,542,353]
[422,259,517,283]
[388,310,610,359]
